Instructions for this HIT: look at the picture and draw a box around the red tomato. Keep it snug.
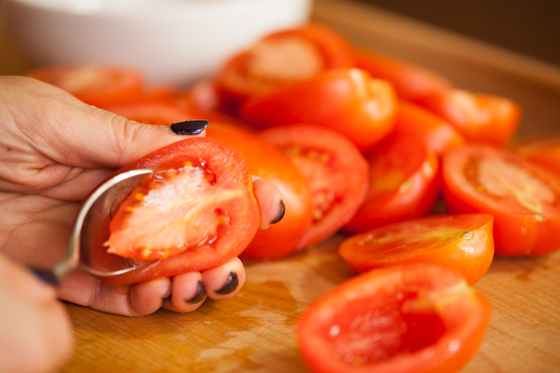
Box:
[418,89,521,147]
[393,100,465,155]
[339,214,494,285]
[96,137,260,286]
[515,136,560,174]
[206,122,313,259]
[442,143,560,255]
[354,47,454,103]
[297,264,491,373]
[102,102,192,126]
[242,68,397,152]
[259,123,369,248]
[343,135,440,234]
[26,65,144,107]
[215,23,354,114]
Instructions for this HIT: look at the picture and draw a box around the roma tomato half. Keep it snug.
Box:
[259,123,369,248]
[343,135,440,234]
[241,68,397,152]
[339,213,495,285]
[26,65,144,107]
[206,121,313,260]
[442,143,560,255]
[297,264,491,373]
[97,137,260,286]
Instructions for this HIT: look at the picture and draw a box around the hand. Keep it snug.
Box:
[0,76,284,316]
[0,253,73,373]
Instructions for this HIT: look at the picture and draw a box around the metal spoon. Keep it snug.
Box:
[31,168,160,286]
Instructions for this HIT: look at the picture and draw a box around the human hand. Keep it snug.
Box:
[0,76,284,316]
[0,253,73,373]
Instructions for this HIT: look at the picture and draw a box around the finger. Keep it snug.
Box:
[160,272,207,313]
[202,257,246,300]
[252,176,285,230]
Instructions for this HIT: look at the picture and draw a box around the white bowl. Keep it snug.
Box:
[3,0,312,84]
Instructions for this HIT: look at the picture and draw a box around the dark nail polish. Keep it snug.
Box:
[186,281,206,304]
[170,119,209,135]
[162,293,172,303]
[215,272,239,295]
[30,267,59,287]
[270,200,285,224]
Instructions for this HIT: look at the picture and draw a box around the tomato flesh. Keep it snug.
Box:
[297,264,491,373]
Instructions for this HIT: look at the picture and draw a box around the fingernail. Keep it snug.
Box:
[270,200,285,225]
[170,119,209,135]
[186,281,206,304]
[215,272,239,295]
[30,267,59,287]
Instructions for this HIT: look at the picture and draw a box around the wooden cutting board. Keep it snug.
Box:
[3,0,560,372]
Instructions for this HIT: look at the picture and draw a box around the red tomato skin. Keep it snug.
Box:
[393,100,466,155]
[297,264,491,373]
[515,136,560,175]
[259,123,369,248]
[241,68,397,152]
[26,65,144,107]
[206,122,313,259]
[442,144,560,256]
[339,213,495,285]
[343,135,440,234]
[94,138,260,286]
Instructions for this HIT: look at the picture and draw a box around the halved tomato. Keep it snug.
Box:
[259,123,369,248]
[26,65,144,107]
[514,136,560,174]
[206,121,313,259]
[418,89,521,147]
[96,137,260,286]
[215,22,354,115]
[297,264,491,373]
[242,68,397,152]
[343,135,440,234]
[442,143,560,255]
[339,213,494,285]
[393,100,465,155]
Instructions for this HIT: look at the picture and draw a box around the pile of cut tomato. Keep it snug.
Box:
[26,22,560,373]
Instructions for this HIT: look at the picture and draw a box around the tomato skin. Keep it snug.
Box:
[241,68,397,152]
[297,264,491,373]
[339,214,494,285]
[515,137,560,174]
[215,23,354,115]
[94,137,260,286]
[393,100,466,155]
[26,65,144,107]
[259,123,369,248]
[206,122,313,259]
[343,135,440,234]
[442,144,560,256]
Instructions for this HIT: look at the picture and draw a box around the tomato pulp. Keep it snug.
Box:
[297,264,491,373]
[97,137,260,286]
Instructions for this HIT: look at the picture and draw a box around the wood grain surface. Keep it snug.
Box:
[3,0,560,372]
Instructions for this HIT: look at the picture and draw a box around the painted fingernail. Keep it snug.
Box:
[270,200,285,225]
[215,272,239,295]
[170,119,209,135]
[186,281,206,304]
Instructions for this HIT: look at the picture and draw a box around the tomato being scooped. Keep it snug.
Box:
[96,137,260,286]
[297,264,491,373]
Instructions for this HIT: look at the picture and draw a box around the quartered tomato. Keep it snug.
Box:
[97,137,260,286]
[102,102,192,126]
[259,123,369,248]
[242,68,397,152]
[215,23,354,115]
[343,135,440,234]
[206,122,313,259]
[353,47,453,103]
[515,136,560,174]
[297,264,491,373]
[26,65,144,107]
[393,100,465,155]
[339,214,495,285]
[418,89,521,147]
[442,144,560,256]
